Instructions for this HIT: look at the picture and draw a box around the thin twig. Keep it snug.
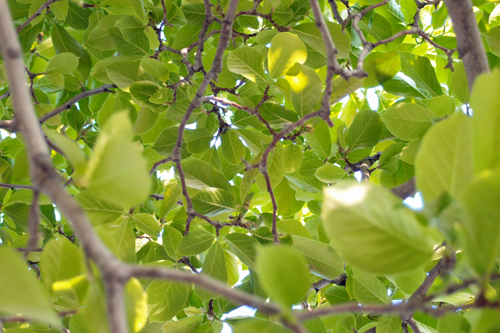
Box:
[38,84,116,124]
[16,0,61,33]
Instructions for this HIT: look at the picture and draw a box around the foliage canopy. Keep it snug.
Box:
[1,0,500,332]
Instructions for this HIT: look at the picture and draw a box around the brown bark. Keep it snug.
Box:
[444,0,490,88]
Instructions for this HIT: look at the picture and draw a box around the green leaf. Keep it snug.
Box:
[50,0,68,20]
[352,272,391,304]
[130,213,161,239]
[389,268,426,296]
[66,1,92,30]
[40,237,82,292]
[162,225,183,260]
[171,25,202,49]
[461,171,500,276]
[191,187,237,216]
[362,51,401,88]
[292,22,351,59]
[422,95,455,117]
[85,112,151,208]
[140,58,169,82]
[52,23,91,79]
[96,218,136,263]
[437,313,470,333]
[276,178,305,216]
[233,318,291,333]
[256,246,310,308]
[268,32,307,79]
[325,285,350,305]
[196,241,227,301]
[235,129,273,155]
[377,314,403,333]
[225,233,259,270]
[416,113,474,201]
[321,182,434,274]
[345,110,383,151]
[159,181,182,219]
[153,126,187,157]
[399,52,442,96]
[161,316,203,333]
[277,219,312,239]
[105,61,144,90]
[381,102,439,141]
[125,278,148,332]
[221,130,246,165]
[485,26,500,57]
[130,81,162,107]
[292,235,344,279]
[470,71,500,174]
[0,248,58,325]
[399,139,421,165]
[44,129,87,177]
[227,46,267,87]
[283,144,303,173]
[256,143,286,190]
[260,103,299,129]
[46,52,79,75]
[304,121,331,159]
[177,229,215,256]
[146,280,189,321]
[450,62,469,103]
[285,63,322,117]
[182,2,206,25]
[181,158,233,194]
[184,128,213,154]
[115,15,146,41]
[75,190,125,226]
[109,27,149,56]
[314,164,347,183]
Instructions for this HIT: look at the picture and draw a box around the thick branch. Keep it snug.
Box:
[0,3,126,333]
[443,0,489,88]
[24,191,40,258]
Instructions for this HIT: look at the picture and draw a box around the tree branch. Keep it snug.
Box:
[128,264,282,316]
[24,191,40,258]
[38,84,116,124]
[0,3,126,332]
[171,0,239,235]
[16,0,61,34]
[443,0,490,88]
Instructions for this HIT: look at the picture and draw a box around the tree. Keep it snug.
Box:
[1,0,500,332]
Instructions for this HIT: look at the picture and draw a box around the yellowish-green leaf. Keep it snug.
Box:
[146,280,189,321]
[85,112,151,208]
[46,52,79,75]
[321,182,434,274]
[0,247,59,325]
[268,32,307,79]
[416,112,473,201]
[220,130,246,165]
[285,63,322,117]
[314,164,346,183]
[381,102,439,141]
[256,246,310,308]
[159,180,182,219]
[352,272,391,304]
[470,70,500,174]
[461,171,500,276]
[44,128,87,177]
